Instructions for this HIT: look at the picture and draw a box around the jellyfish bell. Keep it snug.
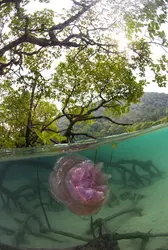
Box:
[49,154,110,216]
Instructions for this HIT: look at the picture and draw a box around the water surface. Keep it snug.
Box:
[1,123,168,250]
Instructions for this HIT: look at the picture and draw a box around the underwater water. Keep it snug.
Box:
[1,123,168,250]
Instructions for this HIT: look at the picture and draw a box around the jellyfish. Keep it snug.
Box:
[49,154,110,216]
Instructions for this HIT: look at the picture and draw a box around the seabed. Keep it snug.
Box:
[1,124,168,250]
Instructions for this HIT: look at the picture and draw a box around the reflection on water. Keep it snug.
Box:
[0,124,168,250]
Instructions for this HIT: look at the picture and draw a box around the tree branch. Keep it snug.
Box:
[13,47,43,59]
[41,114,65,131]
[70,132,96,140]
[50,0,99,32]
[62,83,77,117]
[25,80,37,147]
[44,128,67,134]
[0,0,100,59]
[0,35,80,57]
[82,115,133,126]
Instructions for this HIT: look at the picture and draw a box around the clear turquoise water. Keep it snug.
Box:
[1,123,168,250]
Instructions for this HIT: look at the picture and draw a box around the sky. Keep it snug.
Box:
[25,0,168,94]
[145,82,168,93]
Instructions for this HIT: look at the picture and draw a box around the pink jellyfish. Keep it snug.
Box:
[49,154,110,216]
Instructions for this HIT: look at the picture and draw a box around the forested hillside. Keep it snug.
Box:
[70,92,168,140]
[124,92,168,122]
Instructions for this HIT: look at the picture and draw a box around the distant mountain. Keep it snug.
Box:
[85,92,168,123]
[77,92,168,139]
[58,92,168,139]
[113,92,168,123]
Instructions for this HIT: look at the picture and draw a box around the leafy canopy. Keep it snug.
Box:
[53,48,144,116]
[0,0,168,147]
